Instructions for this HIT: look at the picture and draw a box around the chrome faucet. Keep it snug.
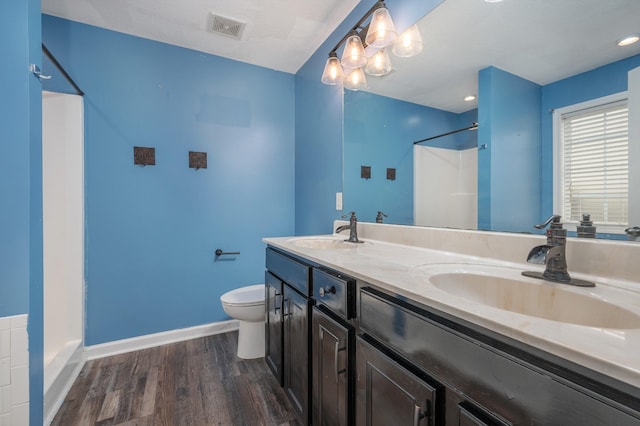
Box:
[336,211,363,243]
[521,215,595,287]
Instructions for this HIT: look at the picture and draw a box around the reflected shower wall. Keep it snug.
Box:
[414,145,477,229]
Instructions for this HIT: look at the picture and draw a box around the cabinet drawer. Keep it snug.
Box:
[266,248,311,295]
[313,268,355,319]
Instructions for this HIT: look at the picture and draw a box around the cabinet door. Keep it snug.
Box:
[356,335,440,426]
[265,272,283,385]
[283,285,310,425]
[312,306,353,426]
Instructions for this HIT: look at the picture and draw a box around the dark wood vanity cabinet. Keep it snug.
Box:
[265,248,640,425]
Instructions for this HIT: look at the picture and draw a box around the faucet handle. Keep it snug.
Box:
[341,212,357,220]
[534,215,562,230]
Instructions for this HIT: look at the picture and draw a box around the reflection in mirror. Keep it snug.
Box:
[342,0,640,240]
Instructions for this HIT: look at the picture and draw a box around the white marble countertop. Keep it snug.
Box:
[263,231,640,390]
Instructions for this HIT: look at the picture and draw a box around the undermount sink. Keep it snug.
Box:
[411,263,640,329]
[287,236,360,250]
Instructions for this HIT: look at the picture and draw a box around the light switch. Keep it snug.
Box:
[336,192,343,210]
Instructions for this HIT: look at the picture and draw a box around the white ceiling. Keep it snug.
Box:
[41,0,361,74]
[42,0,640,113]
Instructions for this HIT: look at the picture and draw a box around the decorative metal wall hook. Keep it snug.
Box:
[29,64,51,80]
[189,151,207,170]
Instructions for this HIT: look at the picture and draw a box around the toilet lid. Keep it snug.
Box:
[220,284,265,306]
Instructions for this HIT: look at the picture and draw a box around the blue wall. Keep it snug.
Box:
[0,0,44,423]
[540,54,640,219]
[294,0,444,235]
[42,15,296,345]
[343,91,473,224]
[0,1,31,317]
[478,66,541,233]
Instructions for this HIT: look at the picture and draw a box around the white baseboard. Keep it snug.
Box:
[84,320,239,360]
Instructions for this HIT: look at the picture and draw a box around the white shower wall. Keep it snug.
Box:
[42,92,84,422]
[414,145,478,229]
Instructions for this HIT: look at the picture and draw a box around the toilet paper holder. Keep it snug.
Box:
[215,249,240,256]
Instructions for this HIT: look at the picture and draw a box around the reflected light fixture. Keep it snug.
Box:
[464,95,477,102]
[365,49,392,76]
[321,52,344,85]
[344,67,368,91]
[321,0,422,88]
[617,34,640,46]
[392,24,423,57]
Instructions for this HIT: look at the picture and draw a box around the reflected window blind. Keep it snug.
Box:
[561,101,628,226]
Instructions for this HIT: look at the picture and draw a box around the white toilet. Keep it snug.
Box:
[220,284,266,359]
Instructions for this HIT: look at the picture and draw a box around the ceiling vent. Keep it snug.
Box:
[207,13,246,40]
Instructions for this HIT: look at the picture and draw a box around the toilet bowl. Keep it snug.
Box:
[220,284,265,359]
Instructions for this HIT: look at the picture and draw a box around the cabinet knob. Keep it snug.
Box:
[319,286,336,297]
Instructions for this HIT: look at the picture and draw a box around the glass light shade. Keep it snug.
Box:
[344,68,367,91]
[341,34,367,68]
[618,34,640,46]
[365,6,397,48]
[321,54,344,85]
[365,49,392,76]
[392,24,423,57]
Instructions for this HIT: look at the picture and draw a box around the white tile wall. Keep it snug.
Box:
[0,315,29,426]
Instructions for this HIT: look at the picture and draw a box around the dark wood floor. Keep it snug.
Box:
[51,331,301,426]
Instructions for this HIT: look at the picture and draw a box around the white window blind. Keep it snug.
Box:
[560,100,628,227]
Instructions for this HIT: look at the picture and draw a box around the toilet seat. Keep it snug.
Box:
[220,284,265,307]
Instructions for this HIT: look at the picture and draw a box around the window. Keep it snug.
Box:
[553,93,629,233]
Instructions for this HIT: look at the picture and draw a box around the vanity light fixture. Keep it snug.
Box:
[464,95,477,102]
[617,34,640,46]
[320,52,344,85]
[321,1,421,89]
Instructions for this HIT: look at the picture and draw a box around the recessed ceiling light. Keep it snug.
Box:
[464,95,476,102]
[484,0,504,3]
[617,34,640,47]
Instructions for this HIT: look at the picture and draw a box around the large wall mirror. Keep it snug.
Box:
[342,0,640,240]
